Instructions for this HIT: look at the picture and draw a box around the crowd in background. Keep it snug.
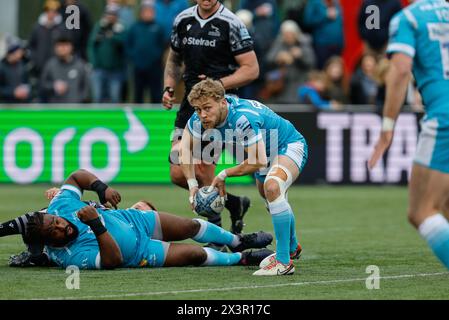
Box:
[0,0,423,111]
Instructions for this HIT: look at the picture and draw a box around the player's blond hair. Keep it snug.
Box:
[187,78,225,106]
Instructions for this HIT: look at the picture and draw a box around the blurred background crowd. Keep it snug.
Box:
[0,0,423,112]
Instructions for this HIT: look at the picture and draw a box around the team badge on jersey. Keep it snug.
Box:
[209,25,221,37]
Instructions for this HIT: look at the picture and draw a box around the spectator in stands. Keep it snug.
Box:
[372,58,423,114]
[302,0,344,69]
[298,70,342,110]
[107,0,136,104]
[240,0,280,64]
[108,0,137,30]
[155,0,190,45]
[235,9,262,100]
[60,0,93,61]
[372,57,389,113]
[280,0,309,33]
[323,55,348,104]
[88,4,126,103]
[0,33,8,59]
[349,53,378,105]
[358,0,402,57]
[265,20,315,103]
[28,0,66,78]
[126,0,164,103]
[40,36,90,103]
[0,41,31,103]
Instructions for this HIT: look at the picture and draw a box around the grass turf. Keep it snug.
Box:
[0,184,448,300]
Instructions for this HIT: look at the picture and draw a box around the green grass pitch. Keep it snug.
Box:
[0,184,448,300]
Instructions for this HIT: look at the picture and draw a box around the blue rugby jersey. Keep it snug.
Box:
[387,0,449,121]
[45,185,157,269]
[187,95,306,158]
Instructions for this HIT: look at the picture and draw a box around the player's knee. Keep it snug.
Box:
[188,219,201,238]
[191,248,207,266]
[407,208,423,229]
[264,179,281,202]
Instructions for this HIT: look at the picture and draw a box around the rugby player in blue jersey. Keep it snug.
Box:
[180,79,308,275]
[369,0,449,269]
[1,169,273,269]
[4,189,157,267]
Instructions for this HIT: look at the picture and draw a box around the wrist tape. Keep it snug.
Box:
[90,180,108,204]
[382,117,395,132]
[85,217,107,237]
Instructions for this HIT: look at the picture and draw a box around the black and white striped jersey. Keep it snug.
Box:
[170,4,254,90]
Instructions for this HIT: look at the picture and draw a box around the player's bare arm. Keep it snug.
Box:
[368,53,412,169]
[210,139,268,198]
[64,169,122,208]
[218,51,260,90]
[163,49,184,109]
[179,128,199,208]
[77,206,123,269]
[221,139,268,177]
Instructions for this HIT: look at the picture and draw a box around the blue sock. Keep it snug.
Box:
[192,218,240,247]
[268,198,292,265]
[201,248,242,266]
[290,211,299,254]
[284,193,299,253]
[419,214,449,269]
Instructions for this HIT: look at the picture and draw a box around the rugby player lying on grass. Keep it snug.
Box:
[6,190,162,267]
[0,169,273,269]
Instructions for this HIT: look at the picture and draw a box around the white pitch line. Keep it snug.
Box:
[37,272,448,300]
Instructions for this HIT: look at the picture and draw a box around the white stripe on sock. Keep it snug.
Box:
[230,235,241,248]
[192,218,208,241]
[201,248,215,266]
[418,214,449,241]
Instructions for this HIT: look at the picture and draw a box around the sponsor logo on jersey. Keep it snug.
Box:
[187,24,192,31]
[236,115,252,132]
[208,25,221,37]
[235,115,255,142]
[139,259,148,267]
[239,27,251,40]
[182,37,217,47]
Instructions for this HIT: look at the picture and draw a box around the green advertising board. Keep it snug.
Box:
[0,108,252,185]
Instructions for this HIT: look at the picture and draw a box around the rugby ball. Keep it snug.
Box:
[194,186,224,218]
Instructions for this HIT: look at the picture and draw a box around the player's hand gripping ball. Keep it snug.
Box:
[194,186,224,219]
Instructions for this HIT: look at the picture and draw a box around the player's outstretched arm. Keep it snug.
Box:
[368,53,412,169]
[64,169,121,208]
[179,129,199,208]
[229,139,268,176]
[77,206,123,269]
[210,139,268,198]
[219,51,259,90]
